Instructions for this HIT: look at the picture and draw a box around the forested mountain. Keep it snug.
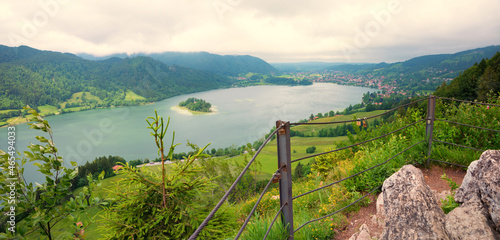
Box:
[328,45,500,73]
[80,51,277,77]
[325,45,500,92]
[0,45,231,110]
[435,52,500,101]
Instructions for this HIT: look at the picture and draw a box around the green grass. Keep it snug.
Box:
[38,105,59,115]
[292,110,385,133]
[64,106,90,112]
[124,90,146,101]
[231,136,348,175]
[62,92,103,108]
[0,109,18,114]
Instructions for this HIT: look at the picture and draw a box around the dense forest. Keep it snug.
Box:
[325,45,500,93]
[80,51,277,77]
[178,97,212,112]
[435,52,500,101]
[264,77,312,86]
[0,45,231,110]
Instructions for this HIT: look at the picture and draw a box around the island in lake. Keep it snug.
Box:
[178,98,213,113]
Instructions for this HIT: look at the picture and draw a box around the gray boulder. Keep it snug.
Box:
[445,202,499,240]
[380,165,449,240]
[349,224,371,240]
[454,150,500,231]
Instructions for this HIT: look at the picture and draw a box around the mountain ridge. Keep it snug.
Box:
[0,45,231,110]
[78,51,277,76]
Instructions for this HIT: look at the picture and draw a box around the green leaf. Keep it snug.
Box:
[36,136,49,143]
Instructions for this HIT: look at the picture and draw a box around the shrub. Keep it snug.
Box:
[306,146,316,154]
[99,111,237,239]
[0,107,103,239]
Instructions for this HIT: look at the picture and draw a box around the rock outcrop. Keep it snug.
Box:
[453,150,500,231]
[350,150,500,240]
[379,165,449,240]
[445,150,500,239]
[349,224,371,240]
[445,202,498,239]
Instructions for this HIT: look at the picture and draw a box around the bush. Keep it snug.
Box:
[306,146,316,154]
[99,111,237,239]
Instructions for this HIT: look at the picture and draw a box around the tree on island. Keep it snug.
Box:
[179,98,212,112]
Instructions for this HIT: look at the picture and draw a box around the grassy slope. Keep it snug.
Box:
[24,110,384,238]
[292,110,385,133]
[61,92,103,108]
[124,90,146,101]
[2,90,148,127]
[232,136,349,176]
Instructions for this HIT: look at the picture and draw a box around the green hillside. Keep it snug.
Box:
[80,51,277,77]
[326,45,500,93]
[435,52,500,101]
[0,45,231,111]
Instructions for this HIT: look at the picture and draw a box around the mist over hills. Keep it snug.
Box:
[271,45,500,73]
[79,51,277,77]
[1,44,499,111]
[0,45,231,109]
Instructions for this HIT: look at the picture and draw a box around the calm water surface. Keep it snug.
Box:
[0,83,373,182]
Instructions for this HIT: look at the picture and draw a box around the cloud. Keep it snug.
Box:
[1,0,499,62]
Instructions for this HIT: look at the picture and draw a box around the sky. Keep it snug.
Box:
[2,0,500,63]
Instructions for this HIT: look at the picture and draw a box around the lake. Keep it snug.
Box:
[0,83,373,182]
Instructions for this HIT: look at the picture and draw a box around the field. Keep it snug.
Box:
[232,136,349,177]
[291,110,385,133]
[61,92,103,108]
[124,90,146,101]
[38,105,59,115]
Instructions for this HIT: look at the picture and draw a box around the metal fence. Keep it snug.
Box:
[189,95,500,240]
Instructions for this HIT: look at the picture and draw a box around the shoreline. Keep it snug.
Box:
[0,82,376,129]
[0,102,156,129]
[170,105,218,115]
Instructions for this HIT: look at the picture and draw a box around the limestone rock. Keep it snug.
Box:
[376,193,384,218]
[445,202,499,240]
[454,150,500,231]
[433,190,451,207]
[454,159,480,203]
[371,214,384,227]
[349,224,371,240]
[380,165,449,240]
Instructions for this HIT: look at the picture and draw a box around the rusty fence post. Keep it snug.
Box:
[426,95,436,167]
[276,120,294,239]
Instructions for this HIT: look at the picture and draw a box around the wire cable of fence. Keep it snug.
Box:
[263,202,288,240]
[235,166,284,240]
[291,119,425,163]
[290,97,428,126]
[292,140,425,200]
[433,139,484,152]
[189,126,282,240]
[293,184,382,234]
[436,97,500,107]
[428,158,468,168]
[435,119,500,133]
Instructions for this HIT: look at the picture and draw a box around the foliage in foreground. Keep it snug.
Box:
[99,111,237,239]
[0,107,104,239]
[239,96,499,238]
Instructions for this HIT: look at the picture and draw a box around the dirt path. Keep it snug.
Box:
[335,164,466,240]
